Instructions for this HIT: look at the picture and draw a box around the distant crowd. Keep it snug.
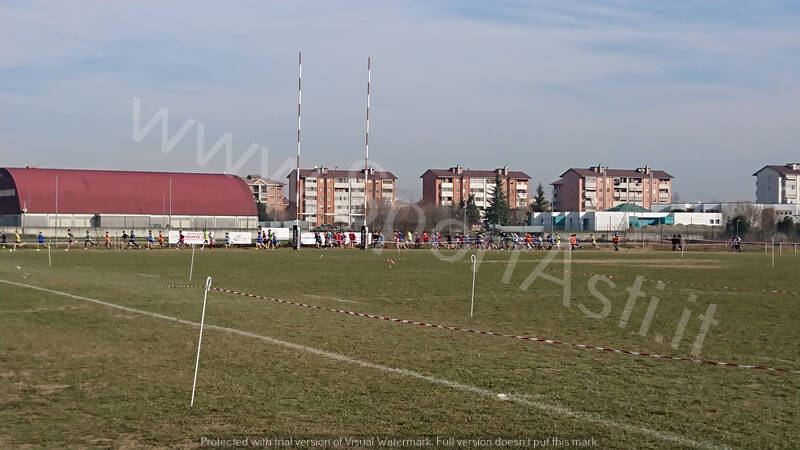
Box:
[3,229,630,252]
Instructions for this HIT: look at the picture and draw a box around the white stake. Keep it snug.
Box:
[469,254,477,318]
[772,238,775,268]
[48,242,51,267]
[190,276,212,406]
[189,244,196,281]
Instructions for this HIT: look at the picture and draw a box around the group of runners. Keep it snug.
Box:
[303,230,617,251]
[2,228,627,252]
[1,229,236,251]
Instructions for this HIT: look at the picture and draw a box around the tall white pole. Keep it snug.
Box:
[772,237,775,268]
[295,51,302,238]
[364,57,371,229]
[469,254,477,317]
[190,276,212,406]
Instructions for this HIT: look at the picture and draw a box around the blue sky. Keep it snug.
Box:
[1,1,798,201]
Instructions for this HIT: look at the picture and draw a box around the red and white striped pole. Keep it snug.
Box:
[295,51,302,249]
[364,57,371,229]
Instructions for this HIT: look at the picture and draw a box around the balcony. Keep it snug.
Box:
[440,182,453,189]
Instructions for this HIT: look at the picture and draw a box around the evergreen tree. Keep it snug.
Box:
[460,194,481,224]
[777,216,795,235]
[725,215,750,237]
[530,183,551,212]
[256,201,268,222]
[484,175,512,226]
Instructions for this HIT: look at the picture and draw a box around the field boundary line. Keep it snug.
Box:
[166,284,800,376]
[0,279,722,449]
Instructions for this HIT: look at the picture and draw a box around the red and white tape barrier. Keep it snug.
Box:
[166,284,799,375]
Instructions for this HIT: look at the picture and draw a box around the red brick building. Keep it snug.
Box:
[551,165,673,212]
[288,166,397,227]
[243,175,287,213]
[420,166,531,212]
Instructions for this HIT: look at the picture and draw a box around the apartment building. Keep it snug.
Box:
[287,166,397,227]
[243,175,287,212]
[420,166,531,211]
[753,164,800,204]
[551,165,673,212]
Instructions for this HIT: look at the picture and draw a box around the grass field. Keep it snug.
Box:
[1,245,798,448]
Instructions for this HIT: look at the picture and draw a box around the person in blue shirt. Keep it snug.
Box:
[36,232,48,251]
[256,231,264,249]
[129,230,139,248]
[147,230,155,249]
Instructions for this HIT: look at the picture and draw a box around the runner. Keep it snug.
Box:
[147,230,155,249]
[612,232,620,251]
[224,232,231,249]
[158,230,165,249]
[37,232,48,250]
[1,231,6,249]
[65,229,75,251]
[105,231,112,249]
[591,233,598,250]
[256,230,264,249]
[177,230,185,249]
[733,235,742,253]
[128,230,139,248]
[13,230,24,252]
[201,230,209,250]
[82,230,97,249]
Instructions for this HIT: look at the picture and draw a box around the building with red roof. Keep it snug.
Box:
[420,165,531,212]
[753,163,800,204]
[0,167,257,232]
[288,166,397,227]
[551,165,673,212]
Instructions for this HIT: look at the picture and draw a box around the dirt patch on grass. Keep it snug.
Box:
[0,305,88,314]
[33,384,70,396]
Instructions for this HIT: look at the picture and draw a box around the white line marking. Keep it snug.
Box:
[0,279,722,449]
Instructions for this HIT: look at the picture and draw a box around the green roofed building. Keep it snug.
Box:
[606,202,651,213]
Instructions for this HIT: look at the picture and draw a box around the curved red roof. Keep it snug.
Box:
[0,168,257,216]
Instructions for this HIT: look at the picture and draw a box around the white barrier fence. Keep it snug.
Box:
[169,231,252,245]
